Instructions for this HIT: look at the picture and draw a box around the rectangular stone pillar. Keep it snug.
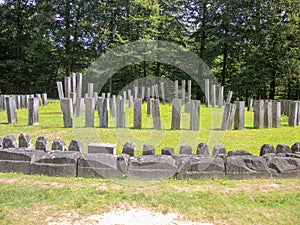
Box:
[75,97,84,117]
[99,98,108,128]
[0,95,5,111]
[28,97,39,126]
[134,98,142,129]
[175,80,178,99]
[76,73,82,98]
[142,87,145,101]
[218,86,224,108]
[264,101,273,128]
[57,81,64,100]
[41,93,47,106]
[87,83,94,97]
[272,101,281,128]
[71,73,76,94]
[182,80,186,104]
[123,91,127,105]
[190,100,201,131]
[110,95,116,117]
[134,87,138,99]
[254,100,264,129]
[60,98,73,128]
[221,103,236,130]
[204,79,210,107]
[171,98,182,130]
[211,84,216,107]
[6,96,18,124]
[188,80,192,103]
[116,96,125,128]
[85,97,95,127]
[160,82,165,104]
[226,91,233,103]
[147,87,151,100]
[151,86,155,98]
[234,101,245,130]
[152,99,161,130]
[147,98,153,116]
[288,101,299,127]
[248,99,253,111]
[64,77,71,98]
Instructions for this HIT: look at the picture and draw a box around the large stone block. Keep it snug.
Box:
[175,155,225,179]
[77,153,124,179]
[88,142,116,154]
[31,151,81,177]
[0,148,44,174]
[225,155,271,179]
[128,155,176,180]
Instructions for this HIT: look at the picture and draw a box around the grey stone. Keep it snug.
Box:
[187,80,192,103]
[197,142,210,156]
[18,133,33,149]
[134,98,142,129]
[31,151,81,177]
[212,145,226,156]
[88,142,116,154]
[52,137,67,151]
[77,153,124,179]
[190,100,201,131]
[42,93,47,106]
[87,83,94,97]
[288,101,298,127]
[0,148,44,174]
[98,98,108,128]
[141,87,145,100]
[6,96,18,124]
[211,84,216,107]
[146,98,152,116]
[35,136,50,152]
[234,101,245,130]
[116,96,126,128]
[291,142,300,153]
[75,97,84,117]
[260,144,275,156]
[227,150,252,157]
[85,97,95,127]
[265,156,300,178]
[179,145,193,155]
[182,80,186,104]
[76,73,83,98]
[152,99,161,130]
[160,82,165,104]
[171,98,182,130]
[142,144,155,155]
[60,98,74,128]
[147,87,151,100]
[218,86,224,108]
[0,137,2,149]
[64,77,71,98]
[221,103,236,130]
[204,79,210,106]
[276,144,291,154]
[3,135,18,149]
[122,141,136,156]
[226,91,233,103]
[174,80,179,99]
[57,82,64,99]
[254,100,264,129]
[128,155,176,180]
[264,101,273,128]
[226,155,271,179]
[175,155,225,179]
[272,101,281,128]
[162,148,174,155]
[69,140,84,152]
[28,97,39,126]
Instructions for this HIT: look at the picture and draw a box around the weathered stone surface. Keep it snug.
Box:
[60,98,74,128]
[142,144,155,155]
[175,155,225,179]
[171,98,182,130]
[134,98,142,129]
[122,142,136,156]
[276,144,291,154]
[28,97,39,126]
[85,97,95,127]
[69,140,84,152]
[179,145,193,155]
[204,79,210,106]
[52,137,67,151]
[0,148,44,174]
[254,100,264,129]
[234,101,245,130]
[226,155,271,179]
[212,145,226,156]
[260,144,275,156]
[221,103,236,130]
[265,155,300,178]
[35,136,50,152]
[0,137,2,149]
[77,153,124,179]
[227,150,252,157]
[152,99,161,130]
[3,135,18,149]
[161,148,174,156]
[291,142,300,153]
[88,142,116,154]
[31,151,81,177]
[190,100,201,131]
[6,96,18,124]
[197,142,210,156]
[128,155,176,180]
[19,133,33,149]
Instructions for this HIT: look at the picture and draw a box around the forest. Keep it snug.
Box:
[0,0,299,100]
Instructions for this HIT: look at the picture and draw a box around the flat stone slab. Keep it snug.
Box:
[77,153,124,179]
[0,148,44,174]
[265,155,300,178]
[30,151,81,177]
[88,142,116,154]
[226,155,271,179]
[128,155,176,180]
[174,155,225,179]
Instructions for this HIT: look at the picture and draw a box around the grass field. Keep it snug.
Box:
[0,100,299,155]
[0,100,300,224]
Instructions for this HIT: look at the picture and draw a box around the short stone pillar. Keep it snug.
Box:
[28,97,39,126]
[6,96,18,124]
[69,140,84,152]
[75,97,84,117]
[87,83,94,97]
[254,100,264,129]
[160,82,165,104]
[52,137,67,151]
[142,144,155,155]
[85,97,95,128]
[3,135,18,148]
[234,101,245,130]
[98,98,109,128]
[248,99,253,111]
[122,141,136,156]
[116,96,126,128]
[35,136,50,152]
[190,100,201,131]
[152,99,161,130]
[171,98,182,130]
[60,98,74,128]
[147,98,153,116]
[134,98,142,129]
[64,77,71,98]
[42,93,47,106]
[19,133,33,149]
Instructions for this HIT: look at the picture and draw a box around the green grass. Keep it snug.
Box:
[0,173,299,224]
[0,100,299,155]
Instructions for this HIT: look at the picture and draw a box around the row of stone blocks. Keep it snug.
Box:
[0,140,299,180]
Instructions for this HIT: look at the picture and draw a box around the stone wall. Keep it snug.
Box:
[0,134,299,180]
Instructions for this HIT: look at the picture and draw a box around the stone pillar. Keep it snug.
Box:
[110,95,116,117]
[288,101,299,127]
[221,103,236,130]
[147,98,153,116]
[6,96,18,124]
[28,97,39,126]
[15,95,21,109]
[272,101,281,128]
[60,98,73,128]
[234,101,245,130]
[123,91,127,105]
[76,73,82,98]
[160,82,165,104]
[151,85,155,98]
[171,98,182,130]
[211,84,216,107]
[134,98,142,129]
[71,73,76,94]
[175,80,179,99]
[264,100,273,128]
[188,80,192,103]
[42,93,47,106]
[75,97,84,117]
[87,83,94,97]
[152,99,161,130]
[254,100,264,129]
[64,77,71,98]
[0,95,5,111]
[85,97,95,127]
[182,80,186,104]
[134,86,138,99]
[57,82,64,99]
[205,79,210,106]
[218,86,224,108]
[99,98,108,128]
[248,99,253,111]
[147,87,151,100]
[226,91,233,103]
[190,100,201,131]
[127,89,132,101]
[21,95,25,108]
[155,84,160,99]
[116,96,126,128]
[141,87,145,101]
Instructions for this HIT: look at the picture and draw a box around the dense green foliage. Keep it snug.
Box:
[0,0,299,100]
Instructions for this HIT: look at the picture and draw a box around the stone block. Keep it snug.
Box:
[122,142,136,156]
[35,136,50,152]
[196,142,210,156]
[69,140,84,152]
[88,142,116,154]
[227,150,252,157]
[179,145,193,155]
[276,144,291,154]
[142,144,155,155]
[3,135,18,149]
[212,145,226,156]
[291,142,300,153]
[161,148,174,156]
[19,133,33,149]
[260,144,275,156]
[52,137,67,151]
[265,155,300,178]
